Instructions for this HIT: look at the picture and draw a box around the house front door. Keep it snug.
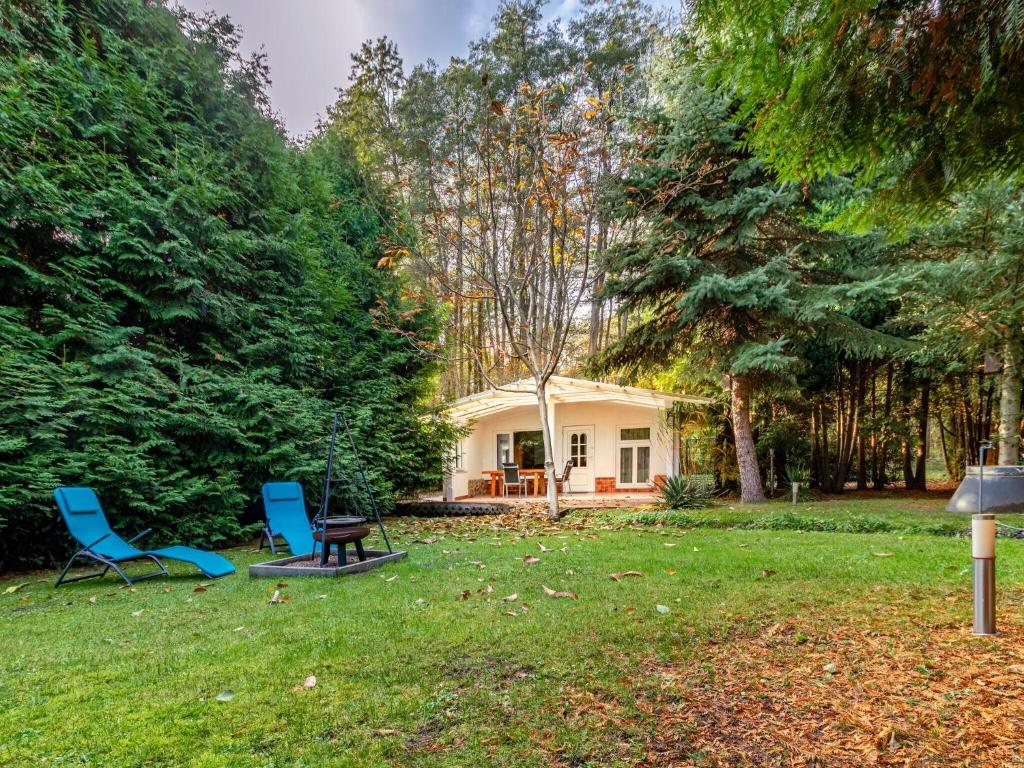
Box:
[562,425,595,492]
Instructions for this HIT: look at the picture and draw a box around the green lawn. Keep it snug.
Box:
[2,499,1023,767]
[610,493,1024,535]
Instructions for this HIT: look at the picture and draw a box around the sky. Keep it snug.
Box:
[173,0,678,137]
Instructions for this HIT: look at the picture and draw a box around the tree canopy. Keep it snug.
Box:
[695,0,1024,213]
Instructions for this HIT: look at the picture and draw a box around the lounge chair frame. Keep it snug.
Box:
[53,487,236,586]
[258,527,283,555]
[54,529,169,587]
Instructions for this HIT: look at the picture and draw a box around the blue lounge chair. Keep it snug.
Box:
[259,482,318,557]
[53,487,235,586]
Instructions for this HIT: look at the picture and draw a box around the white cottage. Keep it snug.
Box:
[443,376,709,499]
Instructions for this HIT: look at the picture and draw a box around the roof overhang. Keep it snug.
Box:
[445,376,711,423]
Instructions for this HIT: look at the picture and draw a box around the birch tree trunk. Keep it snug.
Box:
[731,374,766,503]
[998,338,1022,465]
[536,380,560,520]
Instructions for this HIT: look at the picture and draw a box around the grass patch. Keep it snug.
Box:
[2,497,1023,766]
[618,495,1024,536]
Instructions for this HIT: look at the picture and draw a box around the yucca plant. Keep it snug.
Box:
[658,474,713,510]
[787,460,812,503]
[787,460,811,486]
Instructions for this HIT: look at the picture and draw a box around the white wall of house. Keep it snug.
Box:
[449,401,676,498]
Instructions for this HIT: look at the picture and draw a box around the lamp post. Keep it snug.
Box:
[973,441,996,636]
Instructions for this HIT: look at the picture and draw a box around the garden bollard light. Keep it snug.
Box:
[972,513,996,635]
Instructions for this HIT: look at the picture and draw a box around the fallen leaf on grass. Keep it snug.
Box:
[873,552,894,558]
[194,586,208,593]
[384,575,398,582]
[232,626,245,632]
[502,593,519,602]
[458,590,471,600]
[522,555,540,564]
[663,543,677,548]
[538,543,552,552]
[760,569,776,578]
[655,604,671,614]
[268,590,285,605]
[4,582,29,594]
[415,598,426,605]
[542,585,578,600]
[375,728,401,736]
[609,571,644,582]
[276,582,288,589]
[317,594,328,599]
[88,596,97,604]
[131,610,144,618]
[664,568,677,575]
[215,690,235,702]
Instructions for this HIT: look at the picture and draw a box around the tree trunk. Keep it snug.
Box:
[731,374,765,503]
[901,361,915,489]
[536,379,560,521]
[870,369,878,487]
[913,379,929,489]
[856,363,868,490]
[998,338,1022,465]
[937,411,955,479]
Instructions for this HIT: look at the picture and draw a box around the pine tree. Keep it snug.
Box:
[598,52,893,502]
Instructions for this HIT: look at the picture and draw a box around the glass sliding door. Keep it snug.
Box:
[496,433,512,466]
[495,431,544,469]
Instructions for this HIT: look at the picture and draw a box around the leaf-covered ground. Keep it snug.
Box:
[3,497,1023,767]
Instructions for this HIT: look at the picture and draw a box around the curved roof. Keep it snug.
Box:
[446,376,710,422]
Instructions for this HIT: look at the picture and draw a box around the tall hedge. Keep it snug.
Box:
[0,0,441,568]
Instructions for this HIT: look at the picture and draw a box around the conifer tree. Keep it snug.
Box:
[0,0,440,567]
[599,52,892,501]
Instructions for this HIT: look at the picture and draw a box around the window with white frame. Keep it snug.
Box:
[617,425,652,486]
[451,439,466,472]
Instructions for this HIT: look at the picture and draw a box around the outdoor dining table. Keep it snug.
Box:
[482,469,546,496]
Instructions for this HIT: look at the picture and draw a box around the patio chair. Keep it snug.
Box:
[555,460,573,493]
[259,481,319,557]
[502,463,529,497]
[53,487,235,587]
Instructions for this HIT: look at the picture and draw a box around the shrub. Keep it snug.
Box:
[787,460,811,485]
[658,475,713,510]
[0,1,443,568]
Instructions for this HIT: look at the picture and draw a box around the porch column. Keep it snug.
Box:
[671,426,679,477]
